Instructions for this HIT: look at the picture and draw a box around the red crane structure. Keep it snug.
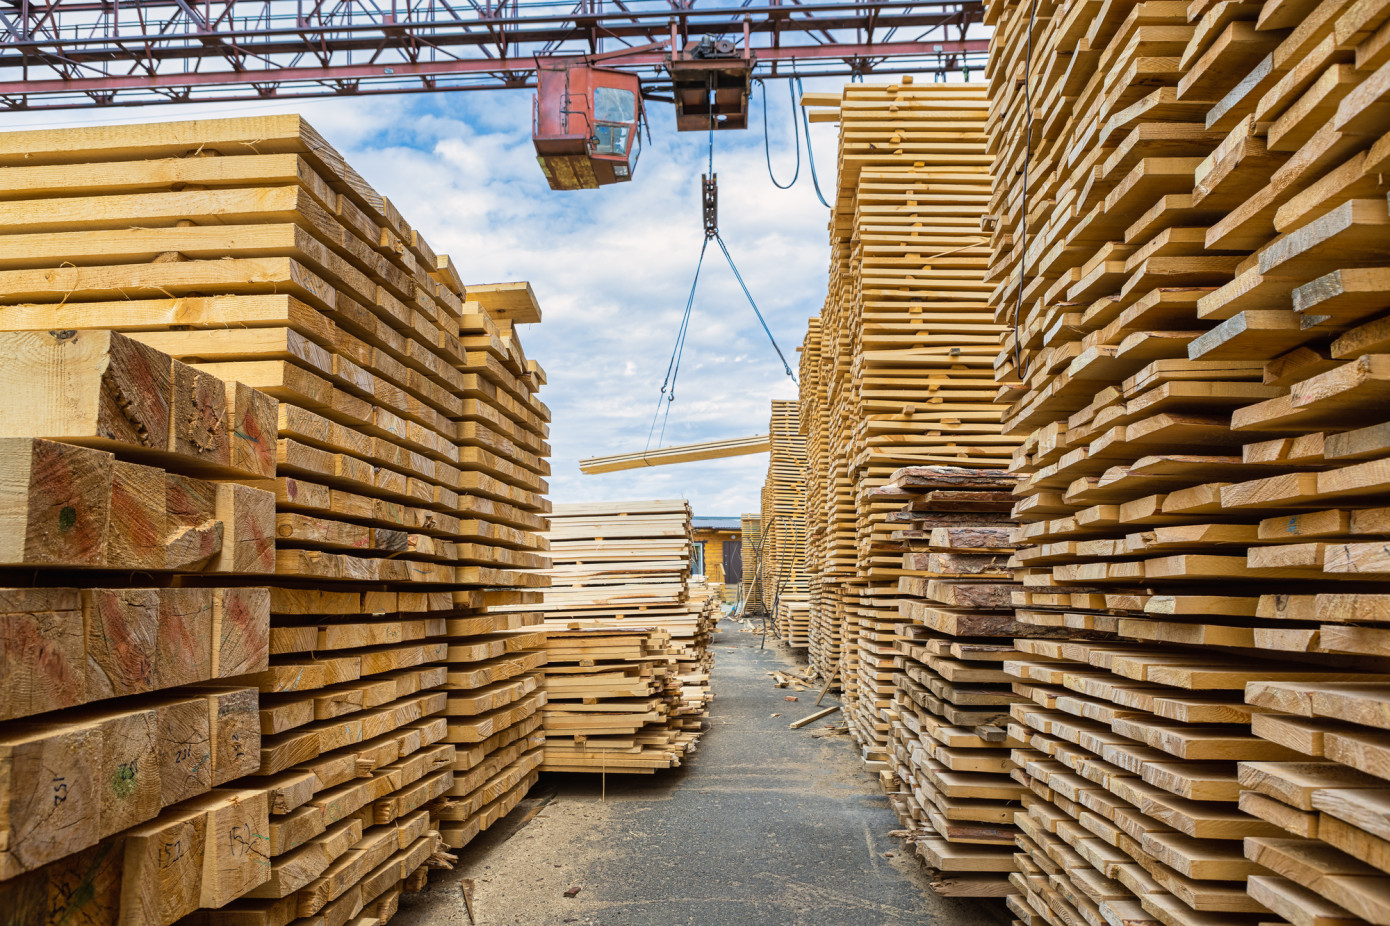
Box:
[0,0,986,110]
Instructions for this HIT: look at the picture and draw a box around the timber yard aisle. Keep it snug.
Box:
[394,619,1009,926]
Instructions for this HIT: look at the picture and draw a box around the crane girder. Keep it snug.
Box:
[0,0,986,108]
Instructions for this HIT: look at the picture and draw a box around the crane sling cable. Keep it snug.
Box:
[797,77,833,209]
[644,75,798,455]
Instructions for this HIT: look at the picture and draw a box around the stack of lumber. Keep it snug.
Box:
[985,1,1390,924]
[758,400,811,646]
[539,627,701,772]
[687,575,721,615]
[798,308,849,683]
[799,80,1018,766]
[739,512,762,609]
[0,116,553,924]
[429,583,548,853]
[0,332,280,925]
[881,465,1024,898]
[497,500,715,772]
[522,501,711,651]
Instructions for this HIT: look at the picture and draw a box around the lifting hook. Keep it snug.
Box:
[702,173,718,240]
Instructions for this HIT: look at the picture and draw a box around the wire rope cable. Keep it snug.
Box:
[645,237,709,452]
[714,233,797,382]
[796,76,833,209]
[645,74,798,454]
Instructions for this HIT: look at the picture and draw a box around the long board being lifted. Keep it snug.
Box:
[579,434,770,474]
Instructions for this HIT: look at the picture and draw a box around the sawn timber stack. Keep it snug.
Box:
[882,465,1024,898]
[498,500,715,772]
[0,115,553,926]
[798,80,1022,769]
[758,400,811,646]
[986,1,1390,924]
[740,512,763,609]
[0,331,278,925]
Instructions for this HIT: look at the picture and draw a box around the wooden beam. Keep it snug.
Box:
[465,282,542,325]
[579,434,771,474]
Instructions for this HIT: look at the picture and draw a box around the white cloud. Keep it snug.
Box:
[14,77,864,514]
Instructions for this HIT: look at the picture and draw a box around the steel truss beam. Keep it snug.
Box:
[0,0,986,109]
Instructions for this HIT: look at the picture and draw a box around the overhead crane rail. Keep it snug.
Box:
[0,0,986,108]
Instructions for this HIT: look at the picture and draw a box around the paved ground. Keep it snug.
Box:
[395,618,1011,926]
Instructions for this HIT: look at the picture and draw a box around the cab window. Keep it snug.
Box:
[592,123,631,155]
[593,86,636,124]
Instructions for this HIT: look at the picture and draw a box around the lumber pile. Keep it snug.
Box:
[881,465,1024,897]
[985,1,1390,924]
[798,81,1019,766]
[740,512,763,608]
[0,333,279,924]
[0,116,552,924]
[797,317,846,679]
[539,627,700,772]
[757,400,811,645]
[497,501,715,772]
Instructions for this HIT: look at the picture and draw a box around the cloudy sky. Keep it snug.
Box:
[24,80,860,515]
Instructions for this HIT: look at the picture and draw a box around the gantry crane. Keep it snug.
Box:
[0,0,985,184]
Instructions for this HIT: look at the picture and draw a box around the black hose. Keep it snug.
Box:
[761,77,801,190]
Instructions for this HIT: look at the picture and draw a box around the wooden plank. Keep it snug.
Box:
[578,434,771,474]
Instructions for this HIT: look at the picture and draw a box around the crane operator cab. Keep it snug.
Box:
[533,61,644,190]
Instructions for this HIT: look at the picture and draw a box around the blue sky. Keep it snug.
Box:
[17,81,857,514]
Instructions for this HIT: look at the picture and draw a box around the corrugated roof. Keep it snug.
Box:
[692,516,742,531]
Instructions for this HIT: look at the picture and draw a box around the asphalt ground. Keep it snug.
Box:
[395,618,1012,926]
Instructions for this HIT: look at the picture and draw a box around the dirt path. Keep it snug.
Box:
[394,619,1010,926]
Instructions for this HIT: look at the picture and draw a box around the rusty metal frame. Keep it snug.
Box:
[0,0,986,109]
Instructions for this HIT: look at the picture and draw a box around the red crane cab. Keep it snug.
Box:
[533,62,644,191]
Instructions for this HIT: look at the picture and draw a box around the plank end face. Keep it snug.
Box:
[153,587,214,690]
[155,697,213,808]
[0,722,102,879]
[107,460,168,571]
[0,839,123,925]
[0,329,173,452]
[0,588,86,720]
[204,688,260,786]
[225,380,278,480]
[0,437,114,568]
[119,803,208,926]
[96,707,162,839]
[211,586,270,678]
[209,483,276,575]
[170,361,230,468]
[83,588,160,701]
[198,787,271,906]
